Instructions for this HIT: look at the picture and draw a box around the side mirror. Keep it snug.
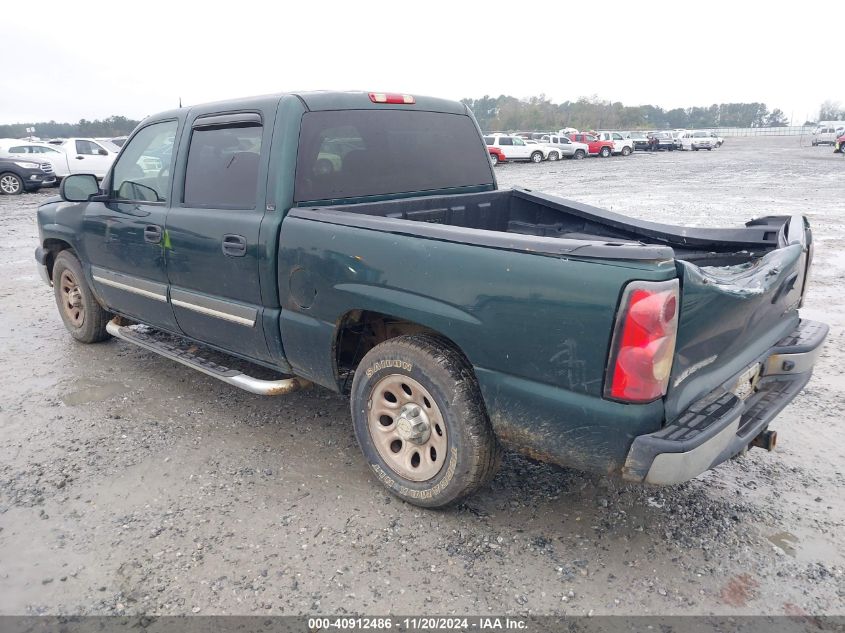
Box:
[61,174,100,202]
[98,149,109,156]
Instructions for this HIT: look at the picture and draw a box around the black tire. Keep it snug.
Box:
[489,153,499,166]
[548,151,559,161]
[621,146,632,156]
[693,147,699,151]
[599,146,611,158]
[573,149,586,160]
[52,250,112,343]
[0,172,24,195]
[350,333,501,508]
[668,145,674,151]
[530,151,543,163]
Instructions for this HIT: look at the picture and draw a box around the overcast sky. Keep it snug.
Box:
[2,0,843,125]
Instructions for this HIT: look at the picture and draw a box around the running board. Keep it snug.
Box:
[106,319,310,396]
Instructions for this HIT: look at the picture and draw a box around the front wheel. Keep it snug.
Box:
[573,149,586,160]
[0,172,23,195]
[548,151,559,161]
[350,334,501,508]
[621,146,632,156]
[52,251,112,343]
[530,151,543,163]
[599,147,611,158]
[489,153,499,166]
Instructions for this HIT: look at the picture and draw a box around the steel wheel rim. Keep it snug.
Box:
[367,374,448,482]
[1,175,20,194]
[60,269,84,327]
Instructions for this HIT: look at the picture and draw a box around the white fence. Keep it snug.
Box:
[709,126,812,137]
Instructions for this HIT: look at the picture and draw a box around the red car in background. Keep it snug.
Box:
[488,146,506,165]
[568,133,614,158]
[835,133,845,154]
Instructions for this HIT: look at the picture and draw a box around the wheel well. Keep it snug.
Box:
[42,239,74,280]
[334,310,466,392]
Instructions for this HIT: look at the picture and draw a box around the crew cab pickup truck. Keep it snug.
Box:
[35,91,827,508]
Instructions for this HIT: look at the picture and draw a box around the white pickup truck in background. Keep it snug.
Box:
[596,131,634,156]
[47,138,120,178]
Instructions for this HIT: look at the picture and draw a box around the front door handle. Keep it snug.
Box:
[222,234,247,257]
[75,156,85,160]
[144,225,162,244]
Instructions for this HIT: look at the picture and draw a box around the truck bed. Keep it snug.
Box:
[289,186,810,422]
[297,188,788,267]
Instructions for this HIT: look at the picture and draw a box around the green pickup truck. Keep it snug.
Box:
[35,91,827,507]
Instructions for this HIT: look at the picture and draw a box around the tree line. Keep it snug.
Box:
[0,115,140,139]
[460,95,798,132]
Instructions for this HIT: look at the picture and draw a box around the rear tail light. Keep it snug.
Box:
[605,279,679,403]
[368,92,415,105]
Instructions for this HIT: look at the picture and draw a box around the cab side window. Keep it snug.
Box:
[8,146,29,153]
[111,120,178,203]
[183,122,263,209]
[75,140,105,155]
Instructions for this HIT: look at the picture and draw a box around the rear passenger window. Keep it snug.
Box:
[498,137,513,145]
[483,137,494,145]
[184,122,262,209]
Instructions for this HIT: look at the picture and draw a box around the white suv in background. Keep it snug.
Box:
[812,125,844,146]
[0,140,71,179]
[595,131,634,156]
[680,131,715,151]
[484,135,559,162]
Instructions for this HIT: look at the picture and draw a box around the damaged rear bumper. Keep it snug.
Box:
[622,319,828,485]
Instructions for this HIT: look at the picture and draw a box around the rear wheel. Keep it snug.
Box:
[350,334,501,508]
[52,251,112,343]
[599,146,611,158]
[573,149,586,160]
[489,153,499,166]
[0,173,23,195]
[530,151,543,163]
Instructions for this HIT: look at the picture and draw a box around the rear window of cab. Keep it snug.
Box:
[294,110,493,202]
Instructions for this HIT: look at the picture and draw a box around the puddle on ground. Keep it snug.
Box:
[768,531,798,557]
[61,382,128,406]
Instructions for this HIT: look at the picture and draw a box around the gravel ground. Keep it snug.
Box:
[0,136,843,617]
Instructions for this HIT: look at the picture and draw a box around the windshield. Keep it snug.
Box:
[295,110,493,202]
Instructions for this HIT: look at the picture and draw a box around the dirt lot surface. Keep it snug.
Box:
[1,136,843,617]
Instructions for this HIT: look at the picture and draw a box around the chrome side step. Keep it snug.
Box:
[106,319,310,396]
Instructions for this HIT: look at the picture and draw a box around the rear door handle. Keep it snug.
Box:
[144,225,162,244]
[222,234,247,257]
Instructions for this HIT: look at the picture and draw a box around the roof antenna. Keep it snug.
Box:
[179,97,182,108]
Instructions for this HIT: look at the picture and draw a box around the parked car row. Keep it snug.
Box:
[0,137,123,194]
[485,128,724,164]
